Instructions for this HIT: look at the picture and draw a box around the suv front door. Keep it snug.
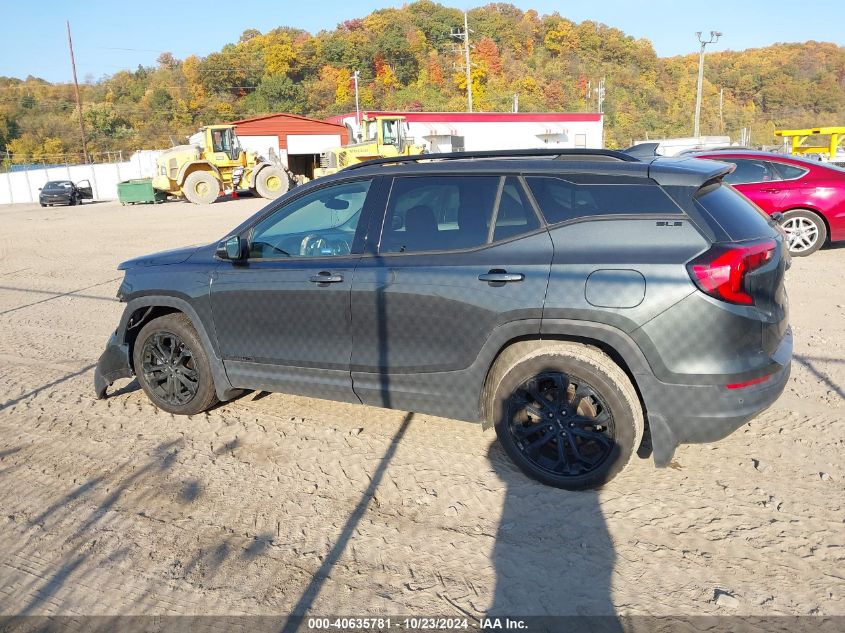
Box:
[210,177,382,403]
[349,174,553,420]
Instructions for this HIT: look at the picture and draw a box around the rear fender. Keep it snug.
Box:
[536,319,673,464]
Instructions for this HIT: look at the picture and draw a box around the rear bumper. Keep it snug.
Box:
[640,327,792,466]
[94,330,133,399]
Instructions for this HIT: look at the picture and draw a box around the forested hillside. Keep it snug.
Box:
[2,1,844,163]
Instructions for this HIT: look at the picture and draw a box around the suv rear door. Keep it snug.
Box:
[349,174,553,420]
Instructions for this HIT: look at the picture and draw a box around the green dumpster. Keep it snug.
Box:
[117,178,167,205]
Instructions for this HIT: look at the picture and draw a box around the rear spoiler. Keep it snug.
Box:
[647,157,736,188]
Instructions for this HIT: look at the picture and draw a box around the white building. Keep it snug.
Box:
[327,111,604,152]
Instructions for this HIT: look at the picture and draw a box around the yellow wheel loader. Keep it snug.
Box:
[152,125,294,204]
[313,115,426,178]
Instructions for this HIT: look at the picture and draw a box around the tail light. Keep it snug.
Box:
[687,239,776,305]
[725,374,771,389]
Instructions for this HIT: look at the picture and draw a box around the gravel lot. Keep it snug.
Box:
[0,198,842,621]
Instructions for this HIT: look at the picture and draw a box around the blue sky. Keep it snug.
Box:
[2,0,843,83]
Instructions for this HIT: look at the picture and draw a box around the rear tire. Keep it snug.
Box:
[182,171,219,205]
[490,343,643,490]
[133,314,218,415]
[782,209,827,257]
[254,166,289,199]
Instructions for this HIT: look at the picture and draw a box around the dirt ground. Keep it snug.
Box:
[0,197,842,621]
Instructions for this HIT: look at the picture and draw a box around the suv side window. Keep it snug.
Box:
[380,176,499,253]
[722,159,781,184]
[493,176,540,242]
[249,179,372,258]
[526,176,680,224]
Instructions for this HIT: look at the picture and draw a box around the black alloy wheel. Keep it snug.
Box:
[140,331,199,406]
[506,372,616,477]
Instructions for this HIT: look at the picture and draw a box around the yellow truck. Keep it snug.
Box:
[152,124,293,204]
[313,115,426,178]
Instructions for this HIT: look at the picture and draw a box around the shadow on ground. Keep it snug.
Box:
[485,445,621,628]
[794,354,845,400]
[13,440,185,616]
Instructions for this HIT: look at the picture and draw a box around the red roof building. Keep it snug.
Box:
[231,113,349,177]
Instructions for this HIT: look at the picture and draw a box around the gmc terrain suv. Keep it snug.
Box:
[95,149,792,489]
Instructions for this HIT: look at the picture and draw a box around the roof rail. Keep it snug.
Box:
[343,148,639,171]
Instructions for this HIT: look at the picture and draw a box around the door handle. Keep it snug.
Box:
[308,272,343,283]
[760,188,781,193]
[478,271,525,283]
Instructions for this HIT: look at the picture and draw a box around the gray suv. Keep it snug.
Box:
[94,149,792,490]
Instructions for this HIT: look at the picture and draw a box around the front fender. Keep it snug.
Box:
[93,294,241,402]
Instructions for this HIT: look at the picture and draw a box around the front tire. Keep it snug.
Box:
[182,171,219,205]
[133,314,218,415]
[490,343,643,490]
[782,209,827,257]
[254,166,289,199]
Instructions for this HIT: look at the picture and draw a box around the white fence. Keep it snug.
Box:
[0,150,163,205]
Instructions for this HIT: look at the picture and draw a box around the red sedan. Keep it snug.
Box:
[692,150,845,256]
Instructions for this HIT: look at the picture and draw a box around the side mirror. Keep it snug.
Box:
[771,212,785,225]
[216,235,244,261]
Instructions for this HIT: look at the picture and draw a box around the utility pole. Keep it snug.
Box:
[463,12,472,113]
[596,77,606,113]
[352,70,361,134]
[693,30,721,139]
[66,21,89,164]
[451,13,473,112]
[719,87,724,135]
[512,94,519,113]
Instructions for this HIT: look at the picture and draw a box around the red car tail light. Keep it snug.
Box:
[687,239,776,305]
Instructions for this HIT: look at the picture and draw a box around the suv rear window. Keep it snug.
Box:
[694,184,775,241]
[525,176,680,224]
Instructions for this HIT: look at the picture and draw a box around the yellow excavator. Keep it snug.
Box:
[313,115,426,178]
[152,124,294,204]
